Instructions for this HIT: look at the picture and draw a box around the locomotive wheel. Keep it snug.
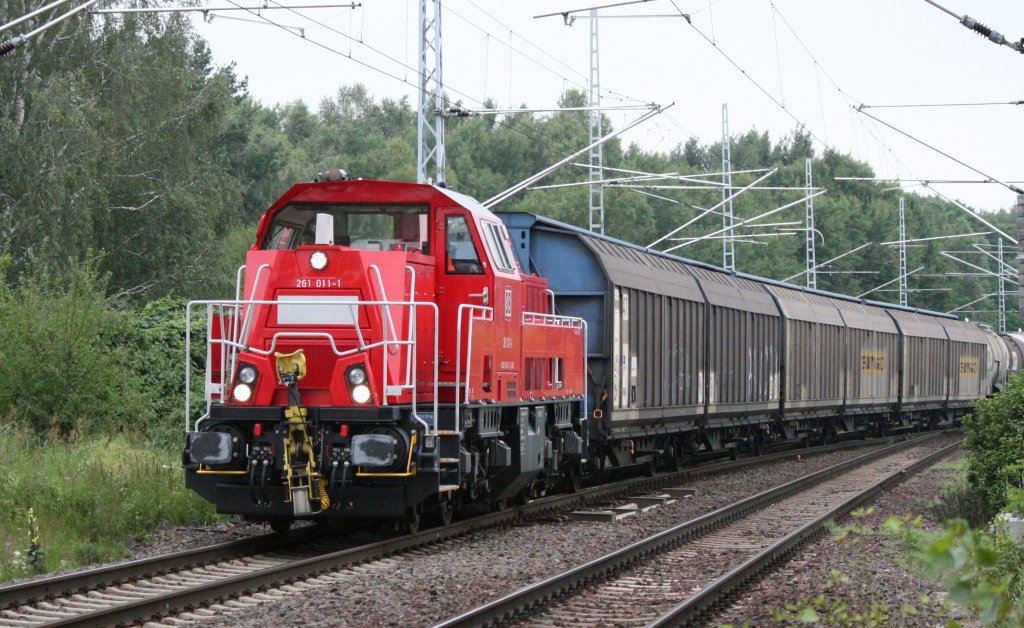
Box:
[425,494,454,527]
[269,519,292,534]
[399,505,422,534]
[438,496,454,526]
[490,498,508,512]
[518,481,538,505]
[438,497,454,524]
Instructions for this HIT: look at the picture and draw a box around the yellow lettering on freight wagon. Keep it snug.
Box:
[959,358,979,375]
[860,351,886,374]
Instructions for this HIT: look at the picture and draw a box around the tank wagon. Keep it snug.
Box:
[182,176,1000,532]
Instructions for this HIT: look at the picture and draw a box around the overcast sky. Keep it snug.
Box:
[192,0,1022,213]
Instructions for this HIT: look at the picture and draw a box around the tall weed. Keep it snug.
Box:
[0,425,218,582]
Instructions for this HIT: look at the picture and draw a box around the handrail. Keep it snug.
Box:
[234,264,245,302]
[185,297,438,437]
[544,288,556,314]
[455,304,494,435]
[404,266,416,392]
[368,264,398,408]
[522,311,586,327]
[238,264,271,350]
[368,265,400,355]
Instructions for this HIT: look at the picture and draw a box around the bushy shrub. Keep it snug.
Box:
[962,372,1024,520]
[925,519,1024,626]
[113,296,208,448]
[928,477,992,528]
[0,254,156,436]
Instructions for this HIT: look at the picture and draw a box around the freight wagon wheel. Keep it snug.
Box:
[643,456,658,477]
[562,464,582,493]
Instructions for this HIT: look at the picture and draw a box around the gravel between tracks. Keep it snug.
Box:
[177,438,967,628]
[710,448,976,628]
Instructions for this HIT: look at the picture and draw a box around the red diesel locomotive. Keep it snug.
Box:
[183,171,588,532]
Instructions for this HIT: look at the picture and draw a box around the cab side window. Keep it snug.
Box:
[446,215,484,274]
[482,221,516,273]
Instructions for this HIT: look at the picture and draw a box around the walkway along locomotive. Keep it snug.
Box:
[183,173,1002,532]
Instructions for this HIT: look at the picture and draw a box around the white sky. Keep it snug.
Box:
[192,0,1023,213]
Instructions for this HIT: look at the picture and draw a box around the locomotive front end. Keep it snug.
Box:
[183,175,588,533]
[183,177,443,529]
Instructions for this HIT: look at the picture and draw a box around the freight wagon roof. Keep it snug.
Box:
[938,318,989,344]
[763,284,845,326]
[887,309,950,340]
[578,233,706,302]
[500,212,962,322]
[830,299,900,334]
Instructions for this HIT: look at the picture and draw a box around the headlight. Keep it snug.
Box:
[310,250,328,270]
[351,384,371,404]
[233,383,253,402]
[347,367,367,385]
[238,365,258,385]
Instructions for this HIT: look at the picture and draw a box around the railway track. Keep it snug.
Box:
[0,434,935,627]
[436,431,961,628]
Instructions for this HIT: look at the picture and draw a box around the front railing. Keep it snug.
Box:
[184,297,439,438]
[453,306,588,435]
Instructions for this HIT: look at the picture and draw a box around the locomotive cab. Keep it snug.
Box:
[183,177,587,531]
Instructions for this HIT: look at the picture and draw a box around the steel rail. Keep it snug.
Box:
[0,434,923,625]
[433,431,957,627]
[648,438,962,626]
[0,529,305,610]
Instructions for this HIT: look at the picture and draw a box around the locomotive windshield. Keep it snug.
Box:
[263,203,430,253]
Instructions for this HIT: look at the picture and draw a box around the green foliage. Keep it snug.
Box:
[770,570,894,626]
[799,509,954,626]
[0,254,155,436]
[113,296,210,448]
[0,426,218,582]
[962,372,1024,519]
[924,519,1024,626]
[1,5,245,299]
[928,476,992,528]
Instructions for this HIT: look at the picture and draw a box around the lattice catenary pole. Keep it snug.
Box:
[805,158,816,289]
[721,103,734,271]
[899,197,907,307]
[999,238,1007,333]
[416,0,445,184]
[588,8,604,234]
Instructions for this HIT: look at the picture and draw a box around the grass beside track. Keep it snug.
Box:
[0,424,219,583]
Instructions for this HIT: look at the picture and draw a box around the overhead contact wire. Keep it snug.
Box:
[680,10,829,150]
[214,0,628,176]
[856,107,1024,195]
